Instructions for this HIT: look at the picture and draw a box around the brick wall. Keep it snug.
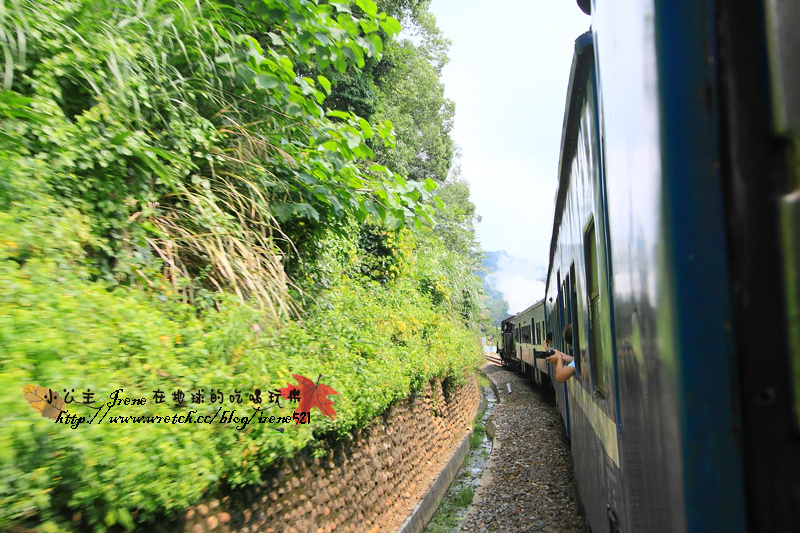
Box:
[179,375,480,533]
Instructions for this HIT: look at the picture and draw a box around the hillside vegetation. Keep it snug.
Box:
[0,0,485,530]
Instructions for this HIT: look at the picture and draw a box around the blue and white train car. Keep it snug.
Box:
[541,1,800,531]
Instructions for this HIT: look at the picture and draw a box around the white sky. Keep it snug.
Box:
[428,0,590,312]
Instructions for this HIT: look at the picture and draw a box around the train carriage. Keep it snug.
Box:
[497,301,547,373]
[534,1,800,532]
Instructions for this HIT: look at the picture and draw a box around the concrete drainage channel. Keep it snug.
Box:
[418,375,497,533]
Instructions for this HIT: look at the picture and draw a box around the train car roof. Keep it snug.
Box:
[517,298,546,316]
[501,298,546,324]
[546,31,594,293]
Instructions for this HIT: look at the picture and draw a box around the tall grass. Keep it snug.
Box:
[0,0,299,322]
[415,231,487,330]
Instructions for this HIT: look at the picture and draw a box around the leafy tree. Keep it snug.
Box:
[371,22,455,183]
[432,149,482,264]
[308,0,456,185]
[323,69,380,118]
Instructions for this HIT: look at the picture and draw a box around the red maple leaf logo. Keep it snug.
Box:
[278,374,338,428]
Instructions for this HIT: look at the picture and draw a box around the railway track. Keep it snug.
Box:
[484,352,503,366]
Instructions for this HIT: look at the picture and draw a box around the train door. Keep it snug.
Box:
[585,219,608,399]
[555,270,572,437]
[568,264,582,377]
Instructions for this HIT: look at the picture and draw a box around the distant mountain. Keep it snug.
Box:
[482,250,546,317]
[480,250,508,278]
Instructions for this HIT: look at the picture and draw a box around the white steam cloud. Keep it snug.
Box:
[486,251,547,315]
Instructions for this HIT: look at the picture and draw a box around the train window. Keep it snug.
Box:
[556,270,564,344]
[561,279,567,350]
[563,274,574,359]
[563,278,569,335]
[521,324,532,344]
[570,263,581,373]
[585,219,606,396]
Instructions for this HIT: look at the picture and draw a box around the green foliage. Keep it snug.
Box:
[425,485,475,533]
[414,229,486,330]
[0,0,487,531]
[329,222,486,331]
[455,486,475,506]
[322,68,380,119]
[0,0,437,310]
[470,420,486,449]
[484,284,511,327]
[0,218,482,531]
[354,222,411,283]
[316,0,456,185]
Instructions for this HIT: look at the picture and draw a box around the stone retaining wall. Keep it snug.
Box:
[179,375,480,533]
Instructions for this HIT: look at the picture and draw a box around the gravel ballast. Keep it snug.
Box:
[459,362,587,533]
